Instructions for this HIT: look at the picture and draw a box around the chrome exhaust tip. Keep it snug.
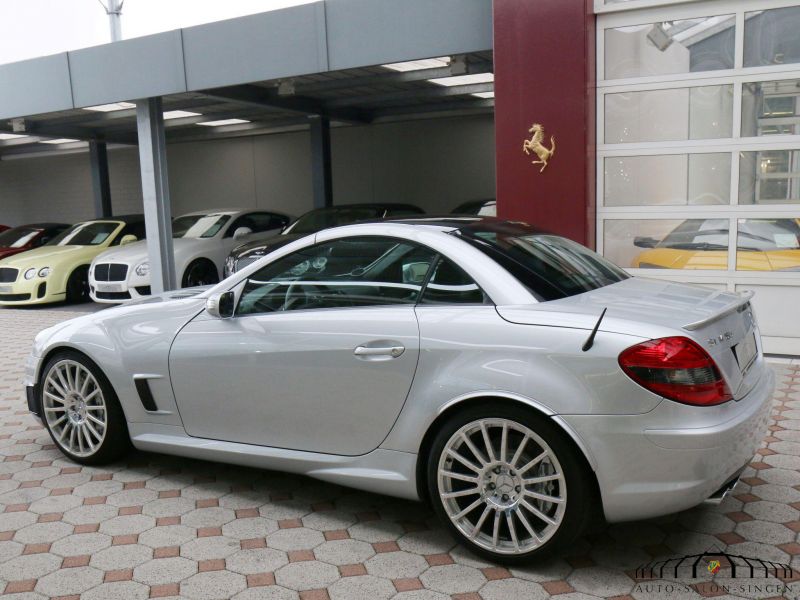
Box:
[704,471,743,506]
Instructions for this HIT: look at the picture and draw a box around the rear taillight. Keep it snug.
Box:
[619,336,732,406]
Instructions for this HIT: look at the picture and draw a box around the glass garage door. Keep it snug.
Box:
[596,0,800,355]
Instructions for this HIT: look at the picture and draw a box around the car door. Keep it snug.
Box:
[168,235,437,456]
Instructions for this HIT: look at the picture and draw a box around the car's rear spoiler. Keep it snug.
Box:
[682,290,755,332]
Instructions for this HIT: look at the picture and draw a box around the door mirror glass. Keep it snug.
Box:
[206,291,235,319]
[233,227,253,240]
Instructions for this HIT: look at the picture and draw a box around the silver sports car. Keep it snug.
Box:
[25,217,773,563]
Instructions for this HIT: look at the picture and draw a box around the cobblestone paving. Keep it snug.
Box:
[0,306,798,599]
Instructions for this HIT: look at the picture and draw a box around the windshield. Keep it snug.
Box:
[172,214,232,238]
[0,227,40,249]
[46,222,120,247]
[458,221,629,301]
[286,207,382,235]
[658,218,800,251]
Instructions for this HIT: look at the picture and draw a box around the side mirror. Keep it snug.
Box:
[633,236,659,249]
[120,234,138,246]
[206,291,235,319]
[233,227,253,240]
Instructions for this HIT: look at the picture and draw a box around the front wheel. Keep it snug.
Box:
[40,351,130,465]
[427,405,591,564]
[182,259,219,288]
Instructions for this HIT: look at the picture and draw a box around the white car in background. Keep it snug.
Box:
[89,209,291,303]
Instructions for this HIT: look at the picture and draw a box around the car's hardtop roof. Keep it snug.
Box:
[14,223,70,230]
[383,215,550,236]
[305,203,424,213]
[79,214,144,224]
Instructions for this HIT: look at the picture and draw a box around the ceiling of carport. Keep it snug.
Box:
[0,51,493,158]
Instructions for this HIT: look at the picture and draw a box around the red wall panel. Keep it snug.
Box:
[493,0,596,247]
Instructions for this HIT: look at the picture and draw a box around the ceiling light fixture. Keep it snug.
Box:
[83,102,136,112]
[163,110,202,120]
[198,119,251,127]
[0,133,28,140]
[40,138,80,144]
[427,73,494,87]
[382,57,450,72]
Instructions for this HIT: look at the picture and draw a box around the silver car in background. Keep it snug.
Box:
[24,217,773,563]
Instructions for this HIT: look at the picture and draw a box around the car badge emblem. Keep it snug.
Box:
[707,332,733,346]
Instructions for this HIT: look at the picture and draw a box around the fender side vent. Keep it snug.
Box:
[134,379,158,412]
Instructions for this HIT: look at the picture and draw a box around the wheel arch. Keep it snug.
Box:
[414,393,600,510]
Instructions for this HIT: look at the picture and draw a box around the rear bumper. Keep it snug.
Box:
[561,367,774,522]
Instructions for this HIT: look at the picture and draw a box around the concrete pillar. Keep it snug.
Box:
[136,97,177,293]
[89,141,112,218]
[309,115,333,209]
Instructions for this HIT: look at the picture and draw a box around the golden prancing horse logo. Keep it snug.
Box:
[522,123,556,172]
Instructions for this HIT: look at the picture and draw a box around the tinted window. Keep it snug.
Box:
[286,207,381,235]
[0,227,40,248]
[237,236,436,316]
[46,222,120,247]
[420,257,488,305]
[173,214,231,238]
[458,222,629,301]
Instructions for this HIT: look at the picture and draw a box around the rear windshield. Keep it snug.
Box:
[457,222,629,301]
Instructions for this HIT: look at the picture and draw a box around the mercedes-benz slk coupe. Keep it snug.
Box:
[0,216,144,306]
[224,203,424,277]
[89,209,292,304]
[25,217,773,563]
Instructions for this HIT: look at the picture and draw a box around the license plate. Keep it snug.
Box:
[734,332,758,375]
[96,283,124,293]
[0,285,12,293]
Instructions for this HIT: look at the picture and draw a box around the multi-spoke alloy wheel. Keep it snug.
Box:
[44,360,107,457]
[40,352,129,464]
[428,406,590,563]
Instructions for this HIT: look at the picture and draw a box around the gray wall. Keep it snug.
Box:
[0,114,495,225]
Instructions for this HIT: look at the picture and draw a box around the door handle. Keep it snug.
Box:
[354,345,405,358]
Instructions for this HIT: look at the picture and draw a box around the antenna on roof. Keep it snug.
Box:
[97,0,124,42]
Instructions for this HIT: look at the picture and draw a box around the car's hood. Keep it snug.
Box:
[497,277,745,337]
[0,247,28,261]
[94,238,212,265]
[233,233,306,258]
[0,245,96,267]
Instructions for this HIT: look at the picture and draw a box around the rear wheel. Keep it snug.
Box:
[182,259,219,288]
[40,351,130,465]
[427,404,591,564]
[65,266,90,303]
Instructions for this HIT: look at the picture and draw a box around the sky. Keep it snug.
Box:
[0,0,314,66]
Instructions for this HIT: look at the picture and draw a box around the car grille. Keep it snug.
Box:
[0,268,18,283]
[94,263,128,282]
[95,291,131,301]
[235,256,260,273]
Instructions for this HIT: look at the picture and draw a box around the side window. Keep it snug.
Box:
[419,257,488,305]
[270,214,291,229]
[237,236,437,316]
[245,212,286,234]
[225,215,254,237]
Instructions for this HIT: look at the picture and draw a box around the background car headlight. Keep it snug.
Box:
[38,267,50,278]
[135,262,150,277]
[24,268,36,280]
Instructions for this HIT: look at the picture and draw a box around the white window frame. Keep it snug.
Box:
[597,0,800,293]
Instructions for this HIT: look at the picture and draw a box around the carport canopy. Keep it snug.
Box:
[0,0,494,293]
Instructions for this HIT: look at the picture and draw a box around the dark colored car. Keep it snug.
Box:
[0,225,9,234]
[0,223,71,261]
[451,199,496,216]
[224,203,425,276]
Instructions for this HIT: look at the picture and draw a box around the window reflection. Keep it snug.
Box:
[744,7,800,68]
[742,79,800,137]
[736,219,800,271]
[739,150,800,205]
[605,15,734,80]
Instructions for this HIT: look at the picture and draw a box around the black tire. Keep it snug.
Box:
[65,266,90,304]
[426,403,592,564]
[39,350,130,465]
[181,259,220,288]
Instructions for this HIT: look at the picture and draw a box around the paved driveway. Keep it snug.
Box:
[0,306,798,599]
